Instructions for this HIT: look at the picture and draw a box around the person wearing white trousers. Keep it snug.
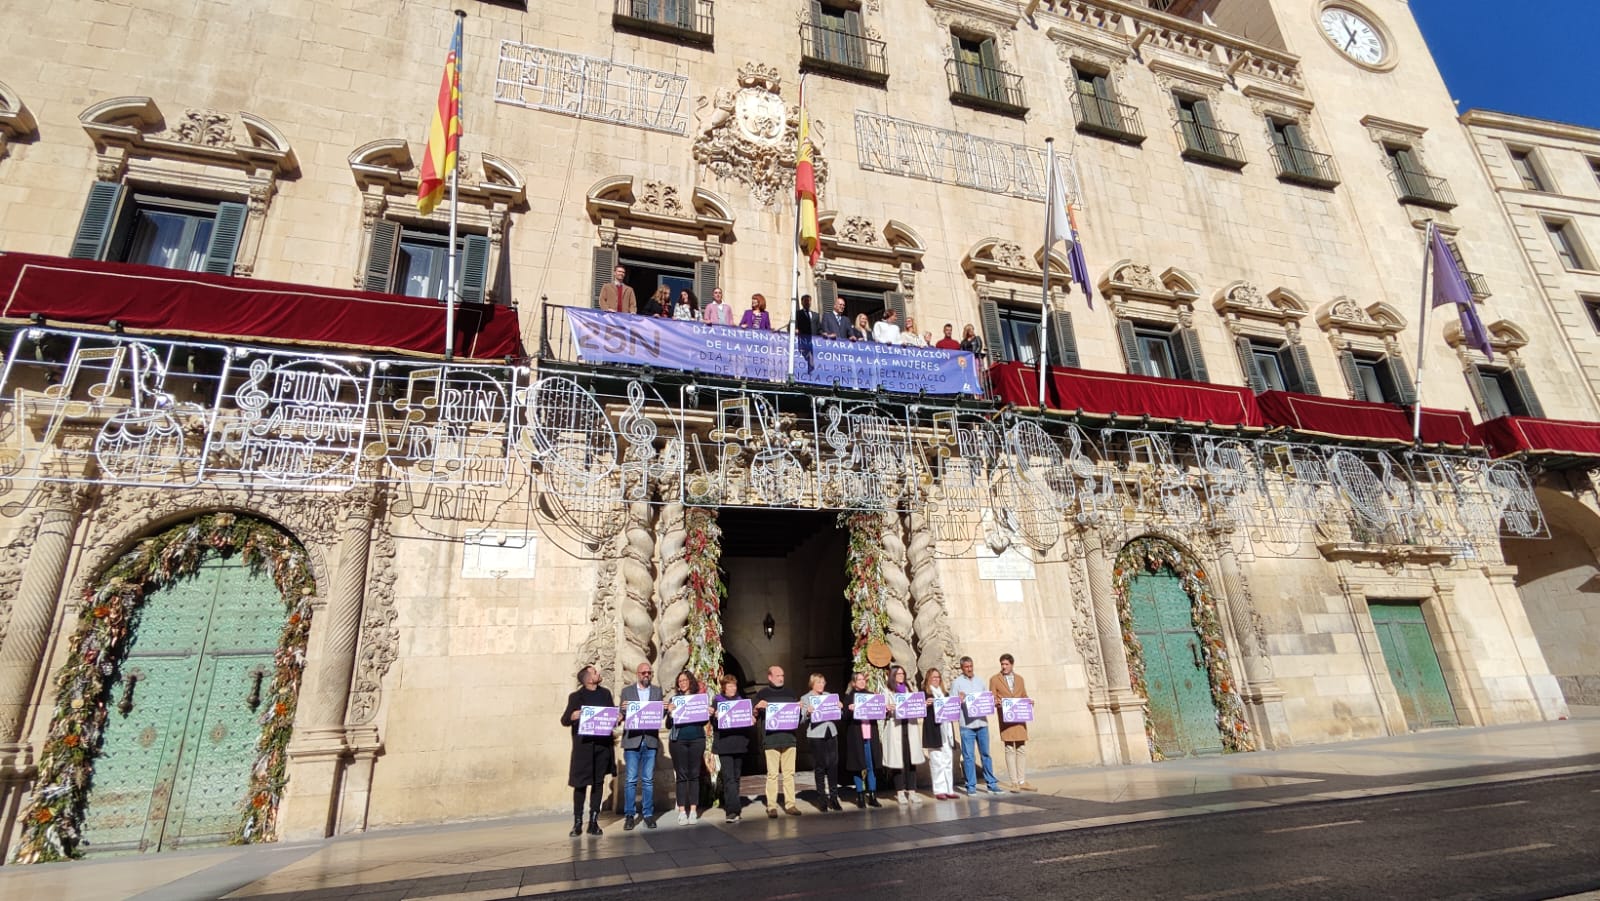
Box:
[922,668,958,799]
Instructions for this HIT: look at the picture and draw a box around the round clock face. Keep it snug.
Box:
[1319,7,1385,66]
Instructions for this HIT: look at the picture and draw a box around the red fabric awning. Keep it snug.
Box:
[1256,390,1478,447]
[1480,415,1600,460]
[0,252,524,360]
[989,361,1265,428]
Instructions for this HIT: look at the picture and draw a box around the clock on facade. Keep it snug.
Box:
[1318,6,1387,67]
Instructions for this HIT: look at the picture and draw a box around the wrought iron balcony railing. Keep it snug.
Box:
[799,22,888,83]
[612,0,713,45]
[1271,144,1340,189]
[1462,271,1491,300]
[1389,167,1457,210]
[1174,120,1246,169]
[1071,92,1146,145]
[945,59,1027,117]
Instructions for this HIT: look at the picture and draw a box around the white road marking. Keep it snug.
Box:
[1035,843,1160,864]
[1445,843,1555,861]
[1185,876,1330,900]
[1441,800,1528,812]
[1264,819,1363,834]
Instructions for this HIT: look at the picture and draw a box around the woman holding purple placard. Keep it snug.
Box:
[842,671,882,808]
[561,665,615,837]
[922,668,957,799]
[803,673,842,812]
[667,670,706,826]
[883,664,926,806]
[711,674,753,823]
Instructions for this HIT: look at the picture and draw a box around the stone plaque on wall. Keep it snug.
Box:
[462,529,538,579]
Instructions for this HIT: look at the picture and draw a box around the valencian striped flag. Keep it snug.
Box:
[417,16,464,217]
[796,87,820,267]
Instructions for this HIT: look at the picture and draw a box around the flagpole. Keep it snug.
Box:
[1037,138,1055,410]
[443,8,466,362]
[1411,219,1434,443]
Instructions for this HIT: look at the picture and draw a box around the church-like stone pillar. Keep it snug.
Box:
[1078,523,1150,765]
[1209,524,1291,748]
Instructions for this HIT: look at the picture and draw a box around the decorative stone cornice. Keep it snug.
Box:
[585,174,735,240]
[818,212,926,269]
[1360,114,1427,144]
[926,0,1020,31]
[0,80,37,158]
[80,97,297,177]
[348,139,526,214]
[1213,282,1308,323]
[1461,109,1600,147]
[1317,542,1457,570]
[963,236,1071,288]
[1148,58,1227,92]
[1316,296,1406,338]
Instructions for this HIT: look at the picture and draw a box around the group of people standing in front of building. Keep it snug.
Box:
[560,654,1033,837]
[597,265,987,356]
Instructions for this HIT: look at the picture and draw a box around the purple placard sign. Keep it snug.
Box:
[765,702,803,731]
[893,691,927,719]
[963,691,995,718]
[1001,697,1035,723]
[625,699,664,731]
[933,696,962,724]
[716,698,754,729]
[567,309,982,396]
[853,692,887,721]
[808,693,842,722]
[578,705,620,737]
[670,693,710,725]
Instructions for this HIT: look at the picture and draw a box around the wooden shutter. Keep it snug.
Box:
[1468,366,1496,418]
[1117,318,1144,375]
[1289,343,1321,395]
[1175,97,1201,152]
[1192,100,1220,154]
[69,181,125,261]
[694,259,719,303]
[810,1,828,59]
[1235,336,1266,393]
[459,233,491,304]
[200,201,247,276]
[844,8,864,67]
[1339,350,1368,402]
[1177,326,1210,382]
[1385,354,1417,405]
[363,219,402,293]
[1510,366,1546,418]
[979,299,1005,362]
[590,245,618,308]
[815,278,837,315]
[882,290,907,325]
[978,38,1000,99]
[1048,309,1081,369]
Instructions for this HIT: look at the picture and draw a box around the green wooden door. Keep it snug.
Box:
[1127,569,1223,757]
[1369,602,1458,731]
[80,555,282,854]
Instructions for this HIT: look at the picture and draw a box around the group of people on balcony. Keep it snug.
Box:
[598,266,987,355]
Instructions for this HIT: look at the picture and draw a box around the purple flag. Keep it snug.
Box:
[1067,207,1094,308]
[1429,228,1493,360]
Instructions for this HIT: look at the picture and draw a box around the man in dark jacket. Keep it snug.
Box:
[754,665,804,817]
[619,661,663,829]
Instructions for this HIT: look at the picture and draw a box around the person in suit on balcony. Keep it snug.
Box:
[702,287,733,326]
[795,294,821,336]
[821,296,850,340]
[598,265,636,314]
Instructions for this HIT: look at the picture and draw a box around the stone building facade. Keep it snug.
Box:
[0,0,1590,862]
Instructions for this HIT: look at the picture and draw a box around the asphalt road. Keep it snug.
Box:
[553,772,1600,901]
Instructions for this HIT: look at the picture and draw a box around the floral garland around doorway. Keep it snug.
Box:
[1112,537,1254,761]
[684,507,727,686]
[12,512,315,863]
[842,512,890,690]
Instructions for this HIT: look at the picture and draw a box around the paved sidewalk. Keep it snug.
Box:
[4,719,1599,901]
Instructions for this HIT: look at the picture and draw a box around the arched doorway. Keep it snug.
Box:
[1503,487,1600,717]
[13,513,314,863]
[1114,537,1255,760]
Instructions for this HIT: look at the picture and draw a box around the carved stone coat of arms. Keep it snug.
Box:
[693,62,827,207]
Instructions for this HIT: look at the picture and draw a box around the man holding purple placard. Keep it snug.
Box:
[952,656,1003,796]
[754,665,804,818]
[619,662,664,830]
[990,653,1035,792]
[561,665,616,837]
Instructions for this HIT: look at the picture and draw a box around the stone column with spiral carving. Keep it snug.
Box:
[653,488,690,683]
[301,490,378,732]
[904,507,957,680]
[880,509,916,671]
[1078,521,1150,764]
[0,485,82,753]
[616,489,658,680]
[1209,524,1290,747]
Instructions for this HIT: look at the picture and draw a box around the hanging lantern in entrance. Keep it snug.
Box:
[763,612,776,640]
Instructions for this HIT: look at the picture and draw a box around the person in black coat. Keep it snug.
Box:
[711,673,754,823]
[561,665,616,836]
[841,670,884,808]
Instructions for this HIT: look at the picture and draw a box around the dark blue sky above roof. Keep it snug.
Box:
[1411,0,1600,130]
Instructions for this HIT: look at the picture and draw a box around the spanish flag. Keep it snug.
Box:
[795,87,820,268]
[417,15,464,217]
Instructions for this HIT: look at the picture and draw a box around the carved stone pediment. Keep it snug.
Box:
[348,139,526,212]
[0,80,39,155]
[962,236,1070,289]
[1316,297,1405,337]
[80,96,297,176]
[585,175,735,240]
[693,62,827,207]
[1213,282,1308,322]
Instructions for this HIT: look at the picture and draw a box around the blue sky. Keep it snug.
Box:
[1411,1,1600,129]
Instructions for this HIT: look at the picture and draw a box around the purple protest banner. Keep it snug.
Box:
[765,702,803,731]
[807,693,842,722]
[1001,697,1035,724]
[963,691,995,718]
[624,699,664,731]
[578,705,620,737]
[933,696,962,724]
[716,698,754,729]
[853,692,887,721]
[892,691,927,719]
[567,309,982,396]
[670,692,711,725]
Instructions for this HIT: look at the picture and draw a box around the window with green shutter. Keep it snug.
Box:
[364,222,490,301]
[69,181,126,261]
[1475,366,1544,419]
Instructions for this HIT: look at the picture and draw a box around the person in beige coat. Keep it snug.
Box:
[598,265,637,313]
[882,664,926,805]
[988,654,1034,791]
